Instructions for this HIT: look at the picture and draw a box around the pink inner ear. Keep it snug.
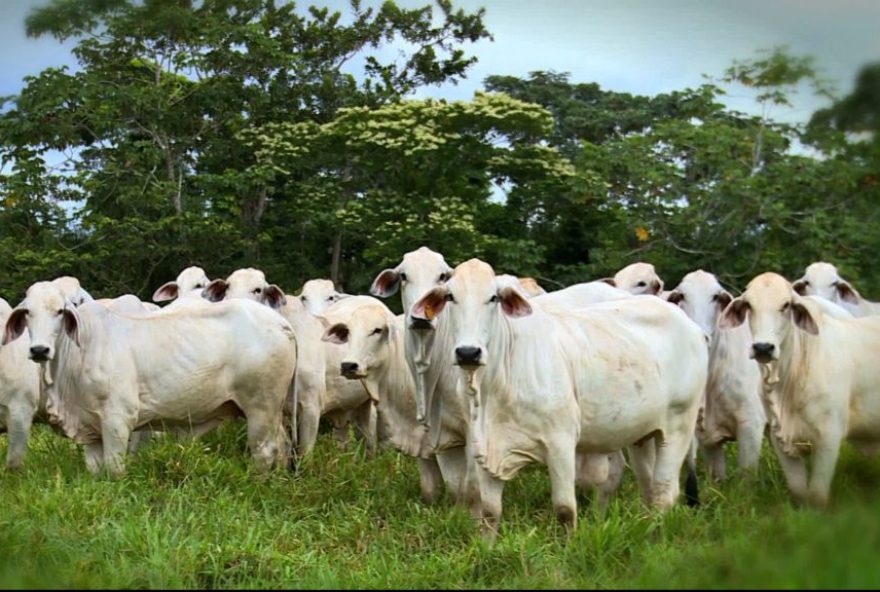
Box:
[153,282,179,302]
[323,324,349,344]
[203,280,228,302]
[370,270,400,297]
[500,289,532,318]
[412,289,447,320]
[2,309,27,345]
[837,282,859,304]
[264,285,286,308]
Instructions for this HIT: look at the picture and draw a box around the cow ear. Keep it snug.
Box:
[322,323,350,344]
[203,279,228,302]
[499,286,533,318]
[2,308,28,345]
[263,284,286,309]
[651,279,663,295]
[835,281,859,304]
[600,277,616,287]
[63,305,81,347]
[792,279,807,296]
[666,290,684,305]
[370,269,400,298]
[152,281,179,302]
[719,298,749,329]
[412,287,448,321]
[792,302,819,335]
[715,290,733,310]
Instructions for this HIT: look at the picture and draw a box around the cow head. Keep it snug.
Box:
[412,259,531,370]
[321,300,397,381]
[203,268,286,309]
[606,262,664,295]
[51,276,94,307]
[720,272,818,364]
[3,281,81,362]
[153,266,210,302]
[299,279,348,315]
[793,261,861,306]
[370,246,453,331]
[667,269,733,337]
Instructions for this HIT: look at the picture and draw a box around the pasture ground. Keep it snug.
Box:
[1,422,879,588]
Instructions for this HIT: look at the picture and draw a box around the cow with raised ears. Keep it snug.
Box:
[152,266,211,303]
[667,270,765,479]
[411,258,707,539]
[602,262,664,295]
[370,247,481,516]
[720,272,880,507]
[793,262,880,318]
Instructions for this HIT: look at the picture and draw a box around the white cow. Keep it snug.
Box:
[3,281,297,475]
[0,298,41,470]
[602,262,664,295]
[412,259,707,537]
[97,294,161,315]
[298,279,349,315]
[371,247,481,514]
[152,266,211,303]
[720,272,880,506]
[205,268,374,456]
[667,270,765,479]
[51,276,95,306]
[793,262,880,317]
[319,297,449,503]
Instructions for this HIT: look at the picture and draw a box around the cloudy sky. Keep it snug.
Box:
[2,0,878,124]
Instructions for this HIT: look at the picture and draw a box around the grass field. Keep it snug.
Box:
[1,421,880,589]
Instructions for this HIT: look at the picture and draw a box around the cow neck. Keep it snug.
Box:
[481,308,518,406]
[775,320,817,419]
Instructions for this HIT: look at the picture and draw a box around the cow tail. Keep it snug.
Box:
[684,436,700,508]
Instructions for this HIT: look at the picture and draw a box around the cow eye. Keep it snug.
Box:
[637,281,647,287]
[804,281,810,286]
[328,295,337,301]
[56,309,64,315]
[370,327,383,336]
[438,272,450,282]
[781,301,791,312]
[300,295,307,301]
[400,273,408,282]
[253,288,262,294]
[489,294,500,303]
[444,293,455,303]
[194,283,204,289]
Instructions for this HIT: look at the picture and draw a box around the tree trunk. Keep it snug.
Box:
[330,231,343,286]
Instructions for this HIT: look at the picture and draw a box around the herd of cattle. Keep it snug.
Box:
[2,248,880,539]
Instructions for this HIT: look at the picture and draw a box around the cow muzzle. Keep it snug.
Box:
[29,345,51,362]
[751,342,776,364]
[454,346,483,367]
[340,361,367,379]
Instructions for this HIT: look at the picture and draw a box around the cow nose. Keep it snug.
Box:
[409,317,433,331]
[340,361,359,376]
[29,345,50,361]
[455,346,481,365]
[752,342,775,361]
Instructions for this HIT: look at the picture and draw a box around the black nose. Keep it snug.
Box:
[752,342,775,361]
[410,317,433,331]
[341,362,359,376]
[455,346,481,365]
[29,345,49,360]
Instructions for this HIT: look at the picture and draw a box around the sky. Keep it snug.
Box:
[1,0,878,124]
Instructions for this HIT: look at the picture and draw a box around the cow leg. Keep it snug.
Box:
[702,442,726,481]
[246,409,285,472]
[436,446,468,504]
[475,464,505,544]
[418,456,444,504]
[736,417,764,477]
[769,436,808,503]
[353,401,377,457]
[84,442,104,474]
[627,440,656,505]
[547,442,578,530]
[807,434,843,508]
[5,403,35,471]
[127,430,153,456]
[297,398,321,458]
[651,429,694,511]
[596,451,626,512]
[101,415,133,477]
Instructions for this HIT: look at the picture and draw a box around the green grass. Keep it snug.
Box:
[2,423,880,589]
